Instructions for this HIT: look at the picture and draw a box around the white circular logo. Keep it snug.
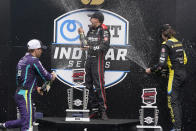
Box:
[74,99,83,106]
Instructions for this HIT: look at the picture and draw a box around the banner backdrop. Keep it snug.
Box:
[52,9,130,88]
[0,0,195,130]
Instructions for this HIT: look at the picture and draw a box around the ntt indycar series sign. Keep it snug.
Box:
[52,9,130,88]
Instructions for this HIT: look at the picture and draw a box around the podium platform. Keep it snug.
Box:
[136,125,162,131]
[0,129,20,131]
[37,117,139,131]
[0,125,38,131]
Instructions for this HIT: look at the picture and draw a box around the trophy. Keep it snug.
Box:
[136,88,163,131]
[65,69,90,121]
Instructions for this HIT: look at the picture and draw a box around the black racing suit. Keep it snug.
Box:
[150,37,187,129]
[80,24,110,116]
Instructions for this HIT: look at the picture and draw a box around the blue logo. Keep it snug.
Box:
[60,20,82,41]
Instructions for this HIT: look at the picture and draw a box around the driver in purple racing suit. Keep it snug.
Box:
[0,39,56,131]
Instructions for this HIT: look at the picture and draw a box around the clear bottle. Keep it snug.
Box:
[16,107,20,119]
[80,33,87,48]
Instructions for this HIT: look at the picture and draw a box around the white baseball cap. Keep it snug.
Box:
[27,39,47,49]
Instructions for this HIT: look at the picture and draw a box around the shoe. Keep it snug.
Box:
[33,122,39,126]
[170,129,181,131]
[0,123,6,129]
[101,112,108,120]
[89,113,97,119]
[89,108,99,119]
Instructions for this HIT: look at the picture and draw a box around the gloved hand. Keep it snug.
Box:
[160,68,169,78]
[40,81,52,93]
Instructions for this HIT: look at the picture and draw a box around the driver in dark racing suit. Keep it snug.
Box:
[78,11,110,119]
[146,24,187,131]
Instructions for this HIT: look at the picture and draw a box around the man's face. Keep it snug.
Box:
[90,18,100,28]
[161,33,168,41]
[35,48,43,58]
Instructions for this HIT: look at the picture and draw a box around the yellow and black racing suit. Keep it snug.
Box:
[150,37,187,129]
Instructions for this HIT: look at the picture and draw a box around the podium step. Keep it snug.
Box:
[136,125,162,131]
[38,117,139,131]
[0,129,20,131]
[0,125,38,131]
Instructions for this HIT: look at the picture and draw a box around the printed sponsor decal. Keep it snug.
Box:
[72,69,86,86]
[81,0,104,5]
[161,48,165,52]
[142,88,157,105]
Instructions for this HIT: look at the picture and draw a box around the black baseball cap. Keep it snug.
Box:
[161,24,172,32]
[88,12,104,23]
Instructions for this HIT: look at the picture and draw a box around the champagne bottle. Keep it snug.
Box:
[16,107,20,119]
[80,32,87,48]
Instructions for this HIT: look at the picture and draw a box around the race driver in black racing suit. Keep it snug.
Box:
[78,11,110,120]
[146,24,187,131]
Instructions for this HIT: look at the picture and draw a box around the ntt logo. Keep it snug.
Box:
[52,9,130,88]
[60,20,82,41]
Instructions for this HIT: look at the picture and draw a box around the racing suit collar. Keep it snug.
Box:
[162,37,178,45]
[91,25,101,30]
[168,37,178,42]
[27,52,37,58]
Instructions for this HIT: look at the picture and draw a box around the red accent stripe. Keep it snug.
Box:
[102,55,107,109]
[89,113,96,118]
[99,55,107,109]
[101,24,108,30]
[101,55,106,99]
